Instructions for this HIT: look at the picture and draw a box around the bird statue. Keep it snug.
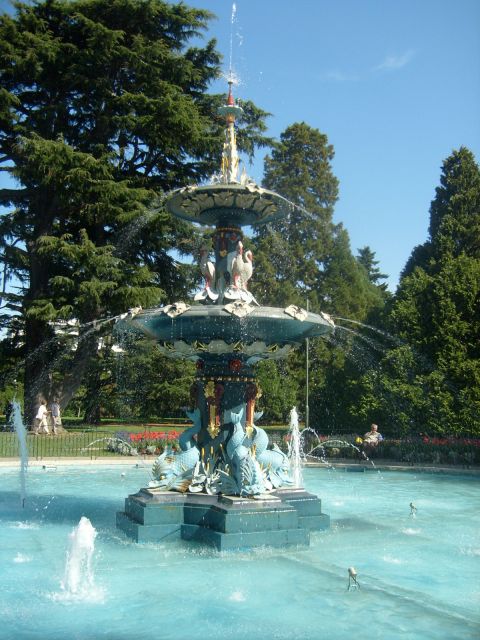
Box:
[194,245,218,302]
[230,240,243,287]
[232,241,253,290]
[242,250,253,288]
[225,242,239,285]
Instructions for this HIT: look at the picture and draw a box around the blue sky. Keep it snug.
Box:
[0,0,479,291]
[195,0,480,289]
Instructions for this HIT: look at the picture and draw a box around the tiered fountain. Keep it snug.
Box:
[116,83,335,550]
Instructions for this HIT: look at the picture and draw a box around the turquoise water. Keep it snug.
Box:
[1,465,479,640]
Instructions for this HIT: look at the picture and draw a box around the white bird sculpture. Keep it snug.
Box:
[232,241,253,290]
[195,246,218,302]
[200,248,215,287]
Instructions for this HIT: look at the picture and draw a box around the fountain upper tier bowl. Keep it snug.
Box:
[127,305,334,362]
[166,183,295,226]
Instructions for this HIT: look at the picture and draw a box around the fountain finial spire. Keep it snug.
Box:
[218,80,243,183]
[227,80,235,108]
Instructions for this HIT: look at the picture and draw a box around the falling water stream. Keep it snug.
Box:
[12,400,28,507]
[229,3,237,78]
[287,406,303,487]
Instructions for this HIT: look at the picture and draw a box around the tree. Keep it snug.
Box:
[356,148,480,437]
[0,0,271,422]
[252,122,339,309]
[321,228,386,319]
[113,335,196,419]
[250,122,387,427]
[255,359,298,424]
[428,148,480,258]
[356,246,389,290]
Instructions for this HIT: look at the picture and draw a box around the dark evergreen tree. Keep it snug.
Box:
[252,122,338,309]
[353,148,480,437]
[250,122,386,428]
[0,0,271,422]
[113,336,196,420]
[255,359,299,424]
[356,246,389,290]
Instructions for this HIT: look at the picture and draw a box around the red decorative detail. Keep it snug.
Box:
[196,360,204,370]
[229,359,242,373]
[227,83,234,106]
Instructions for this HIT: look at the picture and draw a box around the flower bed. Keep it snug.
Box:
[108,428,480,465]
[109,430,181,455]
[376,437,480,466]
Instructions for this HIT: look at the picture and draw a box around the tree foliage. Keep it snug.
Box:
[356,246,389,289]
[252,122,338,308]
[250,122,386,426]
[0,4,475,441]
[352,148,480,436]
[0,0,271,421]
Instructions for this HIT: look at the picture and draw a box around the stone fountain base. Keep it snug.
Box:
[116,488,329,551]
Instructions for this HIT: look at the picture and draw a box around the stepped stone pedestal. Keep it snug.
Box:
[116,487,330,551]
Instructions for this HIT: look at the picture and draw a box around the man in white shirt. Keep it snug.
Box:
[362,423,383,455]
[33,400,49,435]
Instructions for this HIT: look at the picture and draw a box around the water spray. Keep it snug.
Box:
[228,2,237,82]
[287,406,303,487]
[12,401,28,507]
[62,516,97,597]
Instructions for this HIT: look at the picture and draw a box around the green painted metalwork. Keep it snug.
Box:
[117,86,333,547]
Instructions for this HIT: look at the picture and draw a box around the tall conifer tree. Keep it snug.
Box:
[391,147,480,434]
[0,0,271,421]
[352,148,480,436]
[251,122,386,425]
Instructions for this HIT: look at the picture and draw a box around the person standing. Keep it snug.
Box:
[50,399,62,435]
[33,400,49,435]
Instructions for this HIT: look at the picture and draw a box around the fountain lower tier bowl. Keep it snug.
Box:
[126,305,334,363]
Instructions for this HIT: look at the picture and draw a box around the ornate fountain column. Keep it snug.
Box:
[116,84,334,549]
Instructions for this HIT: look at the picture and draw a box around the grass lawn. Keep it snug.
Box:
[0,419,288,459]
[0,431,125,458]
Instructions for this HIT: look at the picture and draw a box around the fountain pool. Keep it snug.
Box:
[1,465,478,639]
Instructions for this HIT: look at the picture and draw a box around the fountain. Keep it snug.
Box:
[116,83,334,550]
[12,400,28,507]
[287,406,304,487]
[61,516,98,599]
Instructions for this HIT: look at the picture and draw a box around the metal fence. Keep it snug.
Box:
[0,428,288,460]
[0,431,132,460]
